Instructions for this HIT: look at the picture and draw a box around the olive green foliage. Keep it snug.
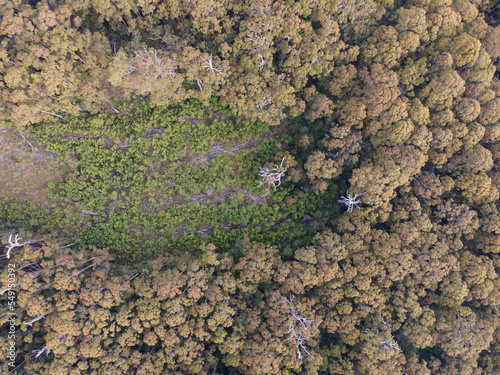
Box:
[2,0,500,375]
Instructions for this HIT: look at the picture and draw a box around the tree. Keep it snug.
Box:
[479,97,500,126]
[482,26,500,59]
[234,238,279,294]
[447,144,493,173]
[359,64,400,119]
[454,172,499,205]
[412,171,444,205]
[336,98,367,128]
[459,48,496,85]
[434,200,479,238]
[304,151,338,181]
[454,98,481,122]
[361,26,402,69]
[327,64,358,98]
[459,251,497,303]
[394,6,428,38]
[435,33,481,68]
[303,86,334,122]
[332,0,387,40]
[435,307,498,363]
[425,4,462,41]
[285,296,314,362]
[370,119,415,147]
[0,2,114,126]
[398,58,429,95]
[419,67,465,111]
[2,1,500,373]
[438,272,470,307]
[401,307,437,349]
[408,98,430,126]
[348,160,405,212]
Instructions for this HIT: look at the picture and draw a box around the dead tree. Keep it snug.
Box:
[309,56,320,65]
[258,157,287,196]
[4,234,36,260]
[379,336,401,350]
[285,296,314,361]
[33,345,51,358]
[364,322,401,351]
[338,191,366,212]
[201,53,222,73]
[23,313,48,327]
[115,65,137,81]
[255,99,272,112]
[245,27,274,48]
[258,54,267,71]
[133,47,176,80]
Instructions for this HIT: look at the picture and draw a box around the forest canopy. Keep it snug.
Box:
[1,0,500,374]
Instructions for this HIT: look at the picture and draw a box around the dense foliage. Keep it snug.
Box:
[1,0,500,374]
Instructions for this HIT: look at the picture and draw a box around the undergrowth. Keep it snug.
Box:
[0,98,335,262]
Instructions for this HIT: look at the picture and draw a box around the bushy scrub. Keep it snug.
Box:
[1,99,329,261]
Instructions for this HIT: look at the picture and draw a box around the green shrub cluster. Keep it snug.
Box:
[1,98,331,262]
